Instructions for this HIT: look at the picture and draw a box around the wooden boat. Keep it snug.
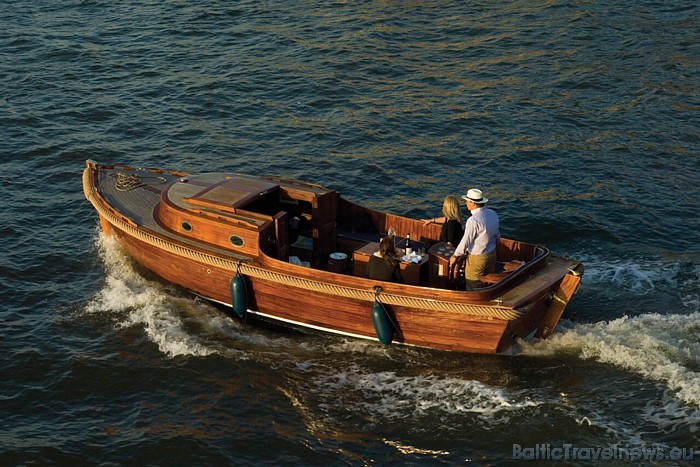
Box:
[82,160,583,354]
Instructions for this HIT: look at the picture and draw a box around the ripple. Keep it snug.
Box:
[2,0,699,463]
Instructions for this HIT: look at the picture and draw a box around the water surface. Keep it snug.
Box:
[2,0,698,464]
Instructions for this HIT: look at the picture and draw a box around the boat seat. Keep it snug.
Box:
[479,272,511,285]
[337,230,380,244]
[478,260,526,285]
[501,260,525,272]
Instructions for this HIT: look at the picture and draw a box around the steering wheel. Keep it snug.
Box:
[448,255,467,290]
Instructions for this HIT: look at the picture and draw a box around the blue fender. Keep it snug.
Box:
[371,301,394,346]
[230,274,247,318]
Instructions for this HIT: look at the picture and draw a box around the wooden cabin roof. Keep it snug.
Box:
[183,176,279,214]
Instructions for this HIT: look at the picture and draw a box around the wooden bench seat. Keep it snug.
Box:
[479,260,525,284]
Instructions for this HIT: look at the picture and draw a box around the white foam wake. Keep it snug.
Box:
[582,257,680,293]
[573,251,698,300]
[83,231,217,358]
[525,252,700,407]
[522,313,700,407]
[83,230,301,358]
[353,371,538,420]
[304,363,538,426]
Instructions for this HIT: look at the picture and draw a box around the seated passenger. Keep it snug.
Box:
[368,236,402,283]
[421,195,464,246]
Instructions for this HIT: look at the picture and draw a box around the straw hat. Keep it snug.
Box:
[461,188,488,204]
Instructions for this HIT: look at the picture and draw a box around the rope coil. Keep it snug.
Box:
[113,172,167,191]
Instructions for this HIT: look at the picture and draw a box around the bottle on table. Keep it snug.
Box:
[405,233,412,256]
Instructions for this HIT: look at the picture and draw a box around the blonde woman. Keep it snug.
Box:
[422,195,464,246]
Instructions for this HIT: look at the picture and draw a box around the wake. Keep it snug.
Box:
[522,252,700,407]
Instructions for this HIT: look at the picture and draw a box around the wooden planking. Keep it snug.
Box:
[156,199,265,257]
[184,177,279,212]
[116,229,236,304]
[496,238,537,262]
[535,272,582,338]
[97,169,256,263]
[498,296,550,352]
[496,256,581,309]
[115,229,511,354]
[336,197,443,244]
[97,170,172,228]
[249,276,508,353]
[394,306,507,352]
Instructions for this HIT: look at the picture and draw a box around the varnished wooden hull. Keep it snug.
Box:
[84,161,583,354]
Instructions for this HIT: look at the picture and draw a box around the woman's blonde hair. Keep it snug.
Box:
[442,195,462,223]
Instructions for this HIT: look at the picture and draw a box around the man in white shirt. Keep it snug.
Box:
[449,189,500,290]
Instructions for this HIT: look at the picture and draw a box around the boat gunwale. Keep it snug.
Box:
[83,161,578,322]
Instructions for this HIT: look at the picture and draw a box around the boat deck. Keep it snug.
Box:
[496,256,580,308]
[97,168,250,262]
[93,164,581,310]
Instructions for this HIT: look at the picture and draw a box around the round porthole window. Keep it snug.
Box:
[181,221,193,232]
[229,235,245,247]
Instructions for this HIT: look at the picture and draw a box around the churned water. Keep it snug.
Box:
[2,0,698,464]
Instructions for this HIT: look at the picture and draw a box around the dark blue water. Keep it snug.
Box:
[2,0,698,464]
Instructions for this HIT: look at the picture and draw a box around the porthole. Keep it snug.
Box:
[229,235,245,247]
[181,221,193,232]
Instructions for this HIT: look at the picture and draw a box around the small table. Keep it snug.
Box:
[428,242,456,288]
[352,241,429,286]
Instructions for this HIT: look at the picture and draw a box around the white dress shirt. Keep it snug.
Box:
[454,207,500,256]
